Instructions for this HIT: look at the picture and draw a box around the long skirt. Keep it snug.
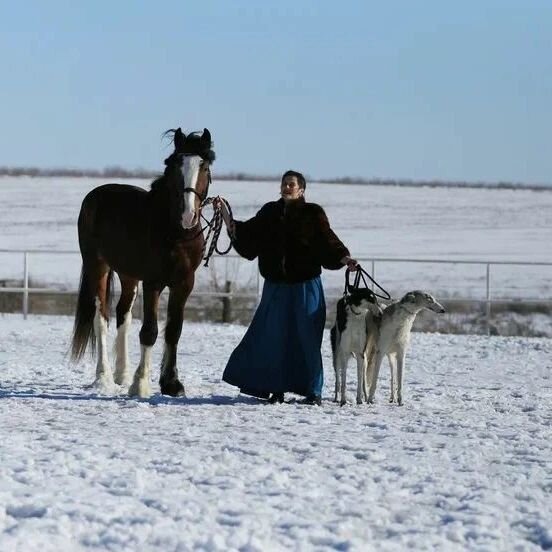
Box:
[222,276,326,398]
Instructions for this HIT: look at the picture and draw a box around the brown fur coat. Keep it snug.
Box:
[232,198,349,283]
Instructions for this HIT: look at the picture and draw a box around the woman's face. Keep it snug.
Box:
[280,175,304,200]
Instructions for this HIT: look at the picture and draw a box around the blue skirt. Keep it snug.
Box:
[223,277,326,398]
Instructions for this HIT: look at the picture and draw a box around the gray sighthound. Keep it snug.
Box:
[365,290,445,406]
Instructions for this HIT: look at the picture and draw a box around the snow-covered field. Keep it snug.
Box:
[1,314,551,551]
[0,176,551,302]
[0,178,551,548]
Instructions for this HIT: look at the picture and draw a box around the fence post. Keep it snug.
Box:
[486,263,491,335]
[23,251,29,319]
[222,280,232,323]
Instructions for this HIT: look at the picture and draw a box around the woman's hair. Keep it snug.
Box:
[281,170,306,190]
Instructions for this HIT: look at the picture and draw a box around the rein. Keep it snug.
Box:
[175,195,234,267]
[200,196,233,266]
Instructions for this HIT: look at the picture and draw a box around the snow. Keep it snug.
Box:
[0,176,551,547]
[1,314,551,551]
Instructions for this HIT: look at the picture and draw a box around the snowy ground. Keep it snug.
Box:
[1,314,551,551]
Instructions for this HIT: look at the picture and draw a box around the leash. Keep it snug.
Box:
[344,266,391,300]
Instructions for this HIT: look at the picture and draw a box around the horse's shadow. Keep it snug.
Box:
[0,386,264,406]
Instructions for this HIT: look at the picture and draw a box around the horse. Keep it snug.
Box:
[71,127,215,398]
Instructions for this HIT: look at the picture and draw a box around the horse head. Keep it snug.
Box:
[164,127,215,229]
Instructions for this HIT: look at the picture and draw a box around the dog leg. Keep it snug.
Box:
[388,353,396,403]
[363,366,369,403]
[339,354,348,406]
[333,357,341,403]
[397,352,405,406]
[356,353,366,405]
[367,351,384,404]
[363,345,375,402]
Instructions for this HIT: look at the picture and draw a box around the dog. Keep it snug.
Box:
[330,288,382,406]
[364,290,445,406]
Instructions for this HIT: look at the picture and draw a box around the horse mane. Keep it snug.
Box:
[163,128,216,162]
[150,128,216,192]
[150,173,167,193]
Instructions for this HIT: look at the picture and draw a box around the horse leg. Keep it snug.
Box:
[113,275,138,386]
[92,265,114,390]
[159,281,192,397]
[129,283,160,398]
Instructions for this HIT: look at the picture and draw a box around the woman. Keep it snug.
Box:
[218,170,358,405]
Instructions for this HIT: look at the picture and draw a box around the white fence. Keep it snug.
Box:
[1,249,551,335]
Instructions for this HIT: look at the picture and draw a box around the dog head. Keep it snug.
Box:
[346,288,381,316]
[400,290,445,314]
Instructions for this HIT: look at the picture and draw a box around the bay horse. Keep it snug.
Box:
[71,128,215,398]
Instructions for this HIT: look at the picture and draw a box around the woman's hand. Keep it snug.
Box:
[341,256,359,271]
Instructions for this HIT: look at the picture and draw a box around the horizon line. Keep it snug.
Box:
[0,165,550,192]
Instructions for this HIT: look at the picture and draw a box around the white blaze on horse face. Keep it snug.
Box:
[180,155,203,228]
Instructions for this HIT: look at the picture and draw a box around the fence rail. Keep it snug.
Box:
[1,249,551,335]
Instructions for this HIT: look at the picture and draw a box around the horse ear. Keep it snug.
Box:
[201,128,212,147]
[401,292,415,304]
[174,127,186,150]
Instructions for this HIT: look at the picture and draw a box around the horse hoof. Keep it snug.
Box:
[114,372,131,386]
[160,379,186,397]
[128,379,152,398]
[92,374,115,394]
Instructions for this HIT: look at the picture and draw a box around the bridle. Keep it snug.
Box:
[167,154,232,265]
[175,152,212,205]
[182,163,212,203]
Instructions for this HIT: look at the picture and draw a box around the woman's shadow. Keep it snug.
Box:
[0,385,266,406]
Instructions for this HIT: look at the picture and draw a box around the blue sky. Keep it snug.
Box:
[1,1,551,183]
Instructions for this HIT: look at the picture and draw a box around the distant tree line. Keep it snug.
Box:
[0,166,549,191]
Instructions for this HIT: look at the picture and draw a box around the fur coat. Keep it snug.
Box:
[232,197,349,283]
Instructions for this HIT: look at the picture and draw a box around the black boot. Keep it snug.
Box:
[301,394,322,406]
[268,392,285,404]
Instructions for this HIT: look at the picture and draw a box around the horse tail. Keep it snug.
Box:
[71,265,114,362]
